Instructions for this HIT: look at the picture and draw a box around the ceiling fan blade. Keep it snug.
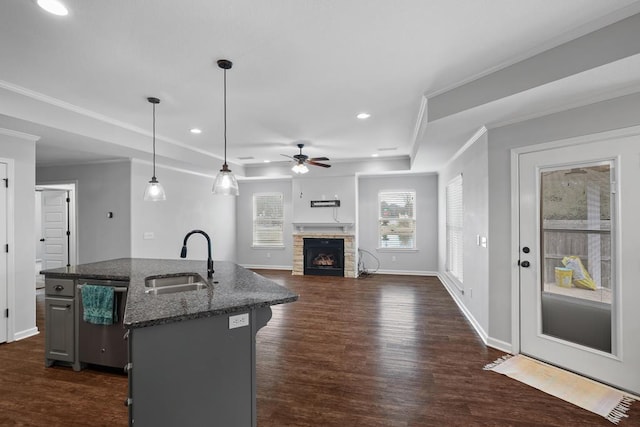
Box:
[309,157,329,161]
[280,154,295,160]
[307,160,331,168]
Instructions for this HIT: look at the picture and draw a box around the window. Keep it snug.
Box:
[253,192,284,246]
[378,190,416,249]
[446,175,463,282]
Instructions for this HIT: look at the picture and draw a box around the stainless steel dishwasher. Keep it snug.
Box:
[76,278,129,370]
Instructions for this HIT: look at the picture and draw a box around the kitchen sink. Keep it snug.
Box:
[144,273,208,295]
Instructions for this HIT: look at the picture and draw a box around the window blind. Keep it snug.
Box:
[446,175,463,282]
[253,192,284,246]
[378,190,416,249]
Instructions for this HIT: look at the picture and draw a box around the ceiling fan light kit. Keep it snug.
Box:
[282,143,331,174]
[212,59,239,196]
[292,163,309,174]
[143,97,167,202]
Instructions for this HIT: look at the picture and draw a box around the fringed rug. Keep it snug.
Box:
[484,354,636,424]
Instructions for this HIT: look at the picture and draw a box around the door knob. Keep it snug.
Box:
[520,260,530,268]
[40,238,45,242]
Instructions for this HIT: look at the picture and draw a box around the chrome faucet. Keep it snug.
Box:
[180,230,214,278]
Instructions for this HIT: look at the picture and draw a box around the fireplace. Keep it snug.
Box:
[303,238,344,276]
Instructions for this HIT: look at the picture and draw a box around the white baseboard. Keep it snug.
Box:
[436,272,489,340]
[14,327,39,341]
[373,269,438,276]
[437,272,513,354]
[240,264,292,271]
[486,337,513,354]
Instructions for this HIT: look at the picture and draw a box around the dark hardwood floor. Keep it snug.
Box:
[0,272,637,426]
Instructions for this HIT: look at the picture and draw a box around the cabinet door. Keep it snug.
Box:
[45,297,75,362]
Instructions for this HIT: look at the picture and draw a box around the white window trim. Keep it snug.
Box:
[445,175,463,284]
[252,192,284,247]
[377,189,417,250]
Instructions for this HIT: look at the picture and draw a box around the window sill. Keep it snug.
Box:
[376,248,419,253]
[251,245,285,250]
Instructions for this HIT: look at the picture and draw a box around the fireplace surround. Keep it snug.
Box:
[293,229,356,277]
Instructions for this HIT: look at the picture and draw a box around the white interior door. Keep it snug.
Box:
[0,162,7,343]
[519,136,640,394]
[42,190,68,269]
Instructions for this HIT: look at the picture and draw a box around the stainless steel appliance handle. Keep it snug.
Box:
[77,284,128,293]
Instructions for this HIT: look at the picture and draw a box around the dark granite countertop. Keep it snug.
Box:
[41,258,298,329]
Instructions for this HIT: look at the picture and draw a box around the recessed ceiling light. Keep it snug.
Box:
[189,128,202,134]
[37,0,69,16]
[263,160,271,163]
[356,112,371,120]
[371,153,379,157]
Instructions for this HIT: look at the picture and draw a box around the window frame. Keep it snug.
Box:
[445,175,463,283]
[252,192,285,248]
[377,189,417,250]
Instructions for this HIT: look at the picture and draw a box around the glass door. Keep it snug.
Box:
[518,135,640,395]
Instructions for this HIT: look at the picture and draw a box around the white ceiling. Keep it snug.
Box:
[1,0,639,176]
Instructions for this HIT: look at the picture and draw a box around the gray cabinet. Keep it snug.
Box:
[44,278,81,370]
[127,307,272,427]
[44,297,74,362]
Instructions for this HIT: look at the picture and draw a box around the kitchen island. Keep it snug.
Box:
[42,258,298,427]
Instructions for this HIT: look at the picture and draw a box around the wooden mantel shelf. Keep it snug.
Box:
[292,222,354,232]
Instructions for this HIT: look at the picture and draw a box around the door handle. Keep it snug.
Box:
[40,238,45,242]
[520,260,530,268]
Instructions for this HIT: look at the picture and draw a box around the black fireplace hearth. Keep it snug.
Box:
[303,238,344,277]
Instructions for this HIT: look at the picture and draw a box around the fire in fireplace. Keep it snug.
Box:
[303,238,344,276]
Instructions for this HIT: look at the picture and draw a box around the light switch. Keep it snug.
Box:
[481,236,487,248]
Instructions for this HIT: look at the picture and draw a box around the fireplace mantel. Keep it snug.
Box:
[292,222,354,232]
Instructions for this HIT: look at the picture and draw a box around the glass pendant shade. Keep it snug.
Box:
[145,97,166,201]
[212,59,239,196]
[144,177,166,201]
[292,163,309,174]
[212,165,239,196]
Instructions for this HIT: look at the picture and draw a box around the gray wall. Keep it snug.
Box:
[130,161,237,262]
[487,91,640,343]
[1,130,36,339]
[358,173,438,274]
[292,175,356,224]
[37,161,131,263]
[236,179,292,268]
[438,132,489,335]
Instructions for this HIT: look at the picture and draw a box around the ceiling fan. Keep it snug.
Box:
[281,143,331,174]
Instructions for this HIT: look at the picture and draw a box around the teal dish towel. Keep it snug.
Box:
[81,285,115,325]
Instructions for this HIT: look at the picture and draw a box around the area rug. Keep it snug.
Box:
[484,354,636,424]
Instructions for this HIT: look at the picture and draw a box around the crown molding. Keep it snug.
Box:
[0,79,223,161]
[0,127,40,141]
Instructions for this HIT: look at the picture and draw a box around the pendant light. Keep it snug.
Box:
[212,59,239,196]
[143,97,167,201]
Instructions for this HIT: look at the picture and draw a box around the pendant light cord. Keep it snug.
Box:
[152,102,157,178]
[223,68,228,167]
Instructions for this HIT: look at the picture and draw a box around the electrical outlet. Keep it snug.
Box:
[391,255,396,262]
[229,313,249,329]
[143,232,154,240]
[266,252,271,258]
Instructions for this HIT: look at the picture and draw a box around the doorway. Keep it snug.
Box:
[36,183,77,275]
[517,135,640,394]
